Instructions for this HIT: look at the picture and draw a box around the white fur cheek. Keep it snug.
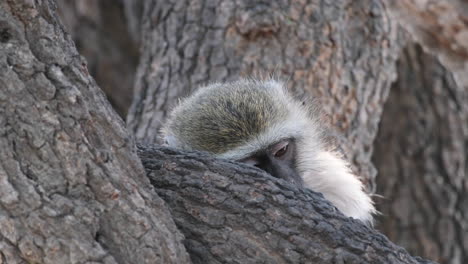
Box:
[299,150,376,224]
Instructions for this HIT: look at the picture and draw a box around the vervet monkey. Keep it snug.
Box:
[162,79,375,224]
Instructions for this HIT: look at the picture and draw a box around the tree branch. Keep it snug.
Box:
[138,144,437,264]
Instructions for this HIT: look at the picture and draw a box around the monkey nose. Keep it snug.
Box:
[266,162,303,187]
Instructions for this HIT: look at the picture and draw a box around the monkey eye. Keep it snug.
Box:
[273,141,289,158]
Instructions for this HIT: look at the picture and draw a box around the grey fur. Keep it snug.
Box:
[162,79,292,154]
[161,79,375,223]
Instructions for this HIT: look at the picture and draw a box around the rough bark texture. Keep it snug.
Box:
[56,0,138,118]
[2,0,463,263]
[0,1,190,263]
[374,1,468,263]
[388,0,468,90]
[138,144,436,264]
[126,0,402,190]
[373,44,468,264]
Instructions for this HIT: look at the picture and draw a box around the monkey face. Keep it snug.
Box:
[239,139,303,186]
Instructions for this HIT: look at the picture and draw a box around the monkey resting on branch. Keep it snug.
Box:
[137,79,437,264]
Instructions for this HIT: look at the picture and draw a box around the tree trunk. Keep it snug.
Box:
[56,0,139,118]
[0,1,189,263]
[373,1,468,263]
[373,44,468,264]
[126,0,402,190]
[387,0,468,89]
[138,144,436,264]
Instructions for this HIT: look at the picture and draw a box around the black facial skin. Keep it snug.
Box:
[240,139,303,187]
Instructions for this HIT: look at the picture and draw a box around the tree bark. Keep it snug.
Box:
[0,1,189,263]
[56,0,138,118]
[1,0,462,263]
[373,44,468,264]
[373,1,468,263]
[387,0,468,89]
[138,144,436,264]
[126,0,402,190]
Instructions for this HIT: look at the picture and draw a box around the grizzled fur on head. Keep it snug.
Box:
[161,79,376,223]
[162,79,317,158]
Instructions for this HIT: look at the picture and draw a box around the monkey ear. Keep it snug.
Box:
[158,128,168,146]
[162,134,182,148]
[161,135,171,146]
